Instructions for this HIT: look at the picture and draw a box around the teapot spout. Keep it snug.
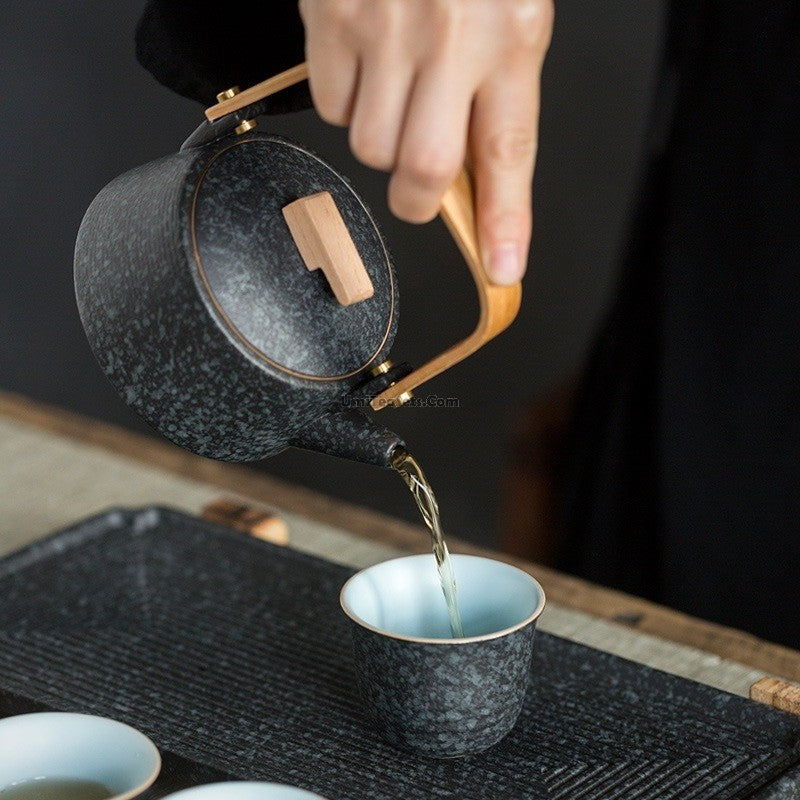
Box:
[290,408,405,468]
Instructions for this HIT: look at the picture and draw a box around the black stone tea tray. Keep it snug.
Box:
[1,507,799,799]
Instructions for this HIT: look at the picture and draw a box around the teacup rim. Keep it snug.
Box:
[161,781,329,799]
[0,711,161,800]
[339,553,546,645]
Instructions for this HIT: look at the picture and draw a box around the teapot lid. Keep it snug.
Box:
[187,135,397,383]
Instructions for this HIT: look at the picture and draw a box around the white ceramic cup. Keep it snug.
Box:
[0,712,161,800]
[163,783,328,800]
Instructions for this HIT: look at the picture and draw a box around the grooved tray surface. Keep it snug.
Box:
[0,507,799,800]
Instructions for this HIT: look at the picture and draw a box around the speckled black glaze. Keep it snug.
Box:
[349,620,537,758]
[192,138,395,377]
[291,407,403,466]
[74,131,402,465]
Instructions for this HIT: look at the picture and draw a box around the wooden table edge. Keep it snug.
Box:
[2,388,799,684]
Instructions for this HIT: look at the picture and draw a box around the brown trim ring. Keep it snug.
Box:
[189,137,395,382]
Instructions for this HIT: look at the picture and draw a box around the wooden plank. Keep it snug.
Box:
[751,677,800,715]
[201,498,290,546]
[2,388,799,681]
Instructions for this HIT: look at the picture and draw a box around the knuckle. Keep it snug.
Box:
[419,0,464,59]
[434,0,463,36]
[507,0,554,49]
[484,128,536,168]
[400,148,460,189]
[349,127,395,170]
[372,0,404,32]
[314,95,349,126]
[309,78,350,126]
[483,208,532,243]
[339,0,402,43]
[388,188,439,224]
[322,0,360,24]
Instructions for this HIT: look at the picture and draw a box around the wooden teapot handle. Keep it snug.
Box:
[206,64,523,410]
[372,171,522,409]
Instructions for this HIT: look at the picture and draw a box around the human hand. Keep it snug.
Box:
[298,0,553,285]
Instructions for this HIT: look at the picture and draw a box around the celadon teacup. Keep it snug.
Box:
[0,712,160,799]
[340,554,545,758]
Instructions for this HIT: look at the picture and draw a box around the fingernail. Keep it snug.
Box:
[487,243,522,285]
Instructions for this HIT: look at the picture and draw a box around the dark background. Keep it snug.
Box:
[0,2,665,546]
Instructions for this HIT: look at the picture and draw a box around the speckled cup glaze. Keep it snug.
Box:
[340,554,545,758]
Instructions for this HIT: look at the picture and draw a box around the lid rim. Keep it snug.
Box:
[188,135,397,382]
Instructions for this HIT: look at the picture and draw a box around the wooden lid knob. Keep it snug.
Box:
[282,192,375,307]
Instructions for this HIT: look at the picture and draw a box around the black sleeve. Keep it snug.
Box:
[135,0,312,113]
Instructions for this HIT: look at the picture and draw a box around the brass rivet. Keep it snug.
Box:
[392,390,414,408]
[370,360,393,377]
[234,119,258,135]
[216,86,240,102]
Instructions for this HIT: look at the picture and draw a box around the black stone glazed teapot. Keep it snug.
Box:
[74,64,521,467]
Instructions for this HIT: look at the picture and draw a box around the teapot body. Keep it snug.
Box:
[75,133,399,461]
